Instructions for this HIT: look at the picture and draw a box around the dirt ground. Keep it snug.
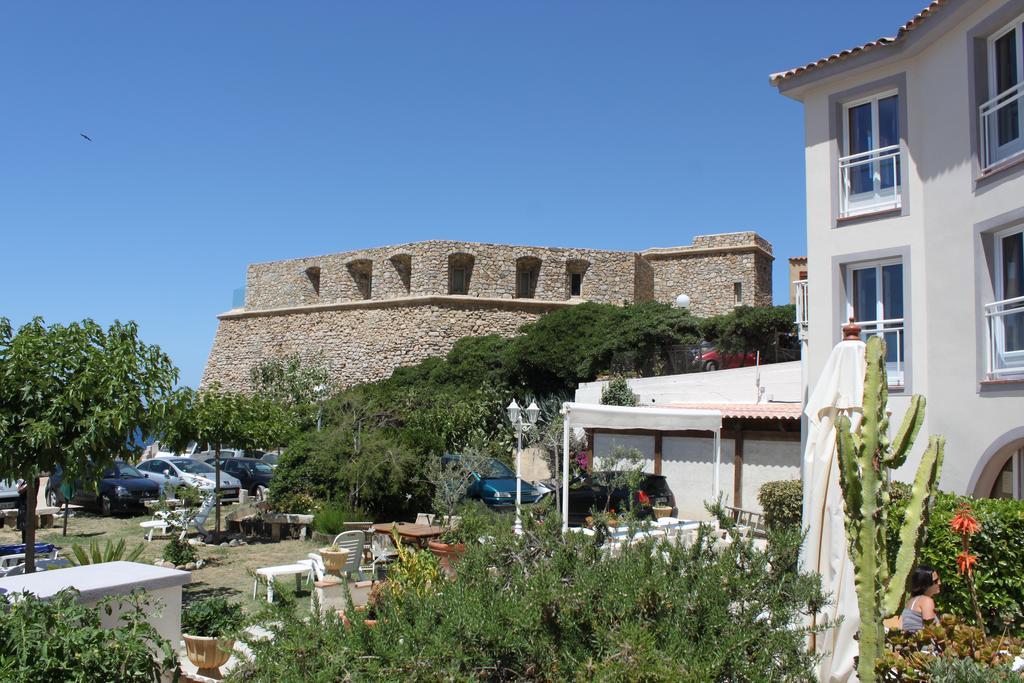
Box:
[0,507,326,613]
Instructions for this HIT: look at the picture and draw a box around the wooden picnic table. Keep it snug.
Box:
[371,522,444,548]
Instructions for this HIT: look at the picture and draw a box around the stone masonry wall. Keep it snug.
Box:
[203,299,556,392]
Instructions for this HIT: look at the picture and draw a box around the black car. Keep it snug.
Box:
[49,461,160,516]
[203,457,273,502]
[565,472,675,526]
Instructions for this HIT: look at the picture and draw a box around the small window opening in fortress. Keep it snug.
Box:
[734,281,743,305]
[570,272,583,297]
[357,271,372,299]
[305,266,321,296]
[451,267,467,294]
[515,257,540,299]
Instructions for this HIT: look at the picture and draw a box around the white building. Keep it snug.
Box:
[772,0,1024,498]
[574,363,801,518]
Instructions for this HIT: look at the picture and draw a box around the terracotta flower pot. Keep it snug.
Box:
[319,547,350,574]
[183,634,234,670]
[338,606,378,629]
[652,505,672,519]
[427,540,466,577]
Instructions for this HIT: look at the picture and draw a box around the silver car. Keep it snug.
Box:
[136,457,242,502]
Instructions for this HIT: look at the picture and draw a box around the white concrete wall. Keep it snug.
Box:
[791,0,1024,495]
[593,432,799,519]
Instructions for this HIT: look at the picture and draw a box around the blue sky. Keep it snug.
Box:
[1,1,927,387]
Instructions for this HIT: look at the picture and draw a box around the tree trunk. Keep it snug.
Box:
[24,476,37,574]
[62,499,69,536]
[214,444,222,536]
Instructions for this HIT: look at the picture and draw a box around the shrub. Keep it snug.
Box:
[268,491,320,515]
[162,536,197,566]
[877,615,1023,681]
[889,492,1024,635]
[600,375,638,406]
[68,539,145,566]
[758,479,803,530]
[0,588,174,682]
[312,502,371,535]
[236,506,827,681]
[181,596,245,639]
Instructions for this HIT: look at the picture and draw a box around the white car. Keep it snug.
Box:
[0,480,20,512]
[136,457,242,502]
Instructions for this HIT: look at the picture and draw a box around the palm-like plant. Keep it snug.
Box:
[67,538,145,566]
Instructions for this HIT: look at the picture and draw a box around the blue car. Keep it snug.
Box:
[441,454,543,510]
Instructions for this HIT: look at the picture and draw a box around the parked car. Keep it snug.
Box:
[135,457,242,502]
[565,472,675,527]
[202,457,273,502]
[441,454,544,510]
[698,343,758,372]
[0,480,20,512]
[196,447,264,460]
[49,461,161,516]
[260,452,280,468]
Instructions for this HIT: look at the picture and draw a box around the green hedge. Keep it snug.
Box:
[758,480,802,531]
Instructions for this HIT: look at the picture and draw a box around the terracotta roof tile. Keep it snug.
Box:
[660,402,802,421]
[770,1,953,86]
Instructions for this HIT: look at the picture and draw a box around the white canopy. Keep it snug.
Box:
[559,402,723,532]
[802,339,865,683]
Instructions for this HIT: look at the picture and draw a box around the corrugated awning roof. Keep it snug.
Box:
[662,402,802,421]
[770,1,952,86]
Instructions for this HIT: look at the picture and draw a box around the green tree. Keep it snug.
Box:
[249,352,333,429]
[162,386,297,534]
[0,318,177,572]
[600,376,639,406]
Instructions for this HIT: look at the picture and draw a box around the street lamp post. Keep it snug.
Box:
[507,398,540,535]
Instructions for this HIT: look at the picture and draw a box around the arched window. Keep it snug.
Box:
[516,256,541,299]
[448,253,474,295]
[389,254,412,294]
[991,447,1023,499]
[346,259,373,300]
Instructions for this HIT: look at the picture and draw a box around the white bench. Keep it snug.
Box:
[139,520,171,542]
[253,563,311,603]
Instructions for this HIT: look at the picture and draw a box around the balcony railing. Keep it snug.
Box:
[985,295,1024,377]
[858,318,905,387]
[793,280,809,327]
[980,82,1024,172]
[839,144,902,218]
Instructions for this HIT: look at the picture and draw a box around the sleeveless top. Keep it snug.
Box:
[901,596,931,633]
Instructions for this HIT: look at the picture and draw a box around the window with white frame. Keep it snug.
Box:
[982,15,1024,170]
[846,260,905,385]
[986,226,1024,376]
[840,91,901,217]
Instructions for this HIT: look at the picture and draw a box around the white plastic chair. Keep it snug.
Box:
[414,512,434,526]
[329,530,366,580]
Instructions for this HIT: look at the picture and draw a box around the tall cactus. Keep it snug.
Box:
[835,335,945,683]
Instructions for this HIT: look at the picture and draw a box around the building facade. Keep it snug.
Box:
[773,0,1024,498]
[203,233,774,391]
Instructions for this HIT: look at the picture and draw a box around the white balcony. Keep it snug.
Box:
[858,318,905,387]
[986,295,1024,378]
[838,145,902,218]
[981,82,1024,172]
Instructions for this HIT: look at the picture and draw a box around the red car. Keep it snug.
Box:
[699,345,758,372]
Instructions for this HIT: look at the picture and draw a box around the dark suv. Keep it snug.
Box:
[565,472,675,526]
[203,456,274,502]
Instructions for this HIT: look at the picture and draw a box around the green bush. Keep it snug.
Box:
[889,492,1024,635]
[162,536,197,566]
[600,375,638,406]
[878,615,1022,681]
[312,502,371,535]
[234,507,827,681]
[68,538,145,566]
[181,596,245,639]
[758,479,803,530]
[0,589,174,682]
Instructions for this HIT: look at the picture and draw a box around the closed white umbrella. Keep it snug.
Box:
[802,323,865,683]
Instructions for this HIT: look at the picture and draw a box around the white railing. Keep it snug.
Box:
[793,279,809,333]
[980,81,1024,171]
[858,318,905,387]
[838,144,902,218]
[985,295,1024,377]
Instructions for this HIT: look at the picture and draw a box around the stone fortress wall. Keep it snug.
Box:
[203,232,774,391]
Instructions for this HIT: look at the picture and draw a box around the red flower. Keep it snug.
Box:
[956,551,978,577]
[950,504,981,536]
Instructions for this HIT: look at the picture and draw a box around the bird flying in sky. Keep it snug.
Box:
[80,133,92,142]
